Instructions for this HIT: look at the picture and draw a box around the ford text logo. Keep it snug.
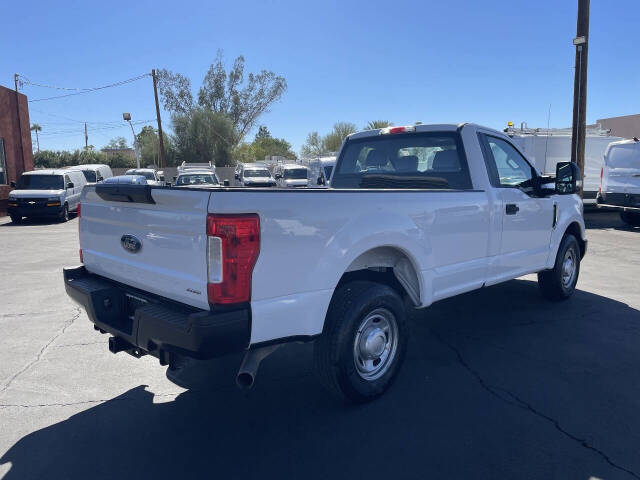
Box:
[121,234,142,253]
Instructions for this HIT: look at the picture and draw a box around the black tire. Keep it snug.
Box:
[59,204,69,223]
[538,234,581,301]
[314,281,409,403]
[620,211,640,227]
[10,214,22,224]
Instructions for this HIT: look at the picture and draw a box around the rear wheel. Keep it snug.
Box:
[10,214,22,224]
[314,281,408,403]
[538,234,580,301]
[620,211,640,227]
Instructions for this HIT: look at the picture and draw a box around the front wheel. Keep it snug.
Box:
[59,204,69,223]
[538,234,581,301]
[314,281,408,403]
[10,214,22,224]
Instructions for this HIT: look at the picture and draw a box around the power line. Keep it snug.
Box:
[20,73,151,102]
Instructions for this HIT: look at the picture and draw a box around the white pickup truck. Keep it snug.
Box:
[64,123,586,403]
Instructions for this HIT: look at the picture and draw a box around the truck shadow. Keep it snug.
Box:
[585,209,640,231]
[0,217,77,227]
[2,279,640,480]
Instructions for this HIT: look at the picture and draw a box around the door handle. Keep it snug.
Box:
[506,203,519,215]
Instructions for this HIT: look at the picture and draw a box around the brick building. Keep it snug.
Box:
[596,114,640,140]
[0,85,33,216]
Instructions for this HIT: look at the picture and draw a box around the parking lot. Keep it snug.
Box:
[0,210,639,480]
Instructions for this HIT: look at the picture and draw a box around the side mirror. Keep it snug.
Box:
[10,181,16,188]
[223,179,230,186]
[555,162,581,195]
[67,182,75,189]
[234,173,239,179]
[275,173,282,179]
[159,175,165,182]
[173,176,177,181]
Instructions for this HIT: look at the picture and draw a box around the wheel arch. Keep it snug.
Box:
[336,246,422,306]
[564,221,586,259]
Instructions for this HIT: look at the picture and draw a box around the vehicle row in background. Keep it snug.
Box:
[597,137,640,226]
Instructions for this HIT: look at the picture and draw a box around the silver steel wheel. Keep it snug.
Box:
[561,246,577,288]
[353,308,398,381]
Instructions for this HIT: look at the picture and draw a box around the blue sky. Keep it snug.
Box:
[2,0,638,154]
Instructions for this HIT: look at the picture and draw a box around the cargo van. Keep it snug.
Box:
[70,164,113,184]
[597,138,640,226]
[8,168,87,223]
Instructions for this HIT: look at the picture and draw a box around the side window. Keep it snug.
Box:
[482,135,535,188]
[64,175,71,188]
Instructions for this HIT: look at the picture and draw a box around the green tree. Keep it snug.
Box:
[30,124,42,153]
[105,137,128,150]
[365,120,393,130]
[157,50,287,146]
[323,122,357,152]
[172,108,235,166]
[255,125,271,141]
[300,131,324,158]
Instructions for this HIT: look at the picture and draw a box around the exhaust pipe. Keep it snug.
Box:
[236,344,280,389]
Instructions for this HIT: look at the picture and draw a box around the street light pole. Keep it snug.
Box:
[123,113,141,169]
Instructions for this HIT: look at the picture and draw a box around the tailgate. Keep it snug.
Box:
[80,185,212,310]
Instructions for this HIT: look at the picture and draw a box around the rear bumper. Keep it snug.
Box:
[596,192,640,212]
[63,266,250,361]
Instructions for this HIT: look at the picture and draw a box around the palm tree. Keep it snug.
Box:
[31,124,42,153]
[365,120,393,130]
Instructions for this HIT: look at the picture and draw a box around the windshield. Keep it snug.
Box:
[284,169,307,179]
[323,166,334,179]
[244,169,270,178]
[127,170,156,180]
[332,132,472,189]
[81,170,97,182]
[16,174,64,190]
[176,174,218,186]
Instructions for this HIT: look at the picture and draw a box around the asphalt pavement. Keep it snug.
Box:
[1,210,639,480]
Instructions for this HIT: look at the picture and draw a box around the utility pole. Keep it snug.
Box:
[152,69,166,169]
[570,0,590,198]
[84,122,88,150]
[13,74,25,179]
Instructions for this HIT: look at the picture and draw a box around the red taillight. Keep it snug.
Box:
[77,202,81,218]
[206,214,260,305]
[381,125,416,135]
[79,249,83,263]
[599,167,603,192]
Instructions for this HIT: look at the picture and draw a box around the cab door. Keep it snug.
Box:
[479,134,554,283]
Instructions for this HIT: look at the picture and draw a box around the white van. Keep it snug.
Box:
[7,168,87,223]
[597,138,640,226]
[70,164,113,184]
[273,164,309,187]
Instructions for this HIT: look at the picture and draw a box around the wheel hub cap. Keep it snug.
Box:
[561,248,576,288]
[353,308,399,380]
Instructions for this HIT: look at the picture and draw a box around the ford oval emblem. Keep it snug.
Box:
[121,234,142,253]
